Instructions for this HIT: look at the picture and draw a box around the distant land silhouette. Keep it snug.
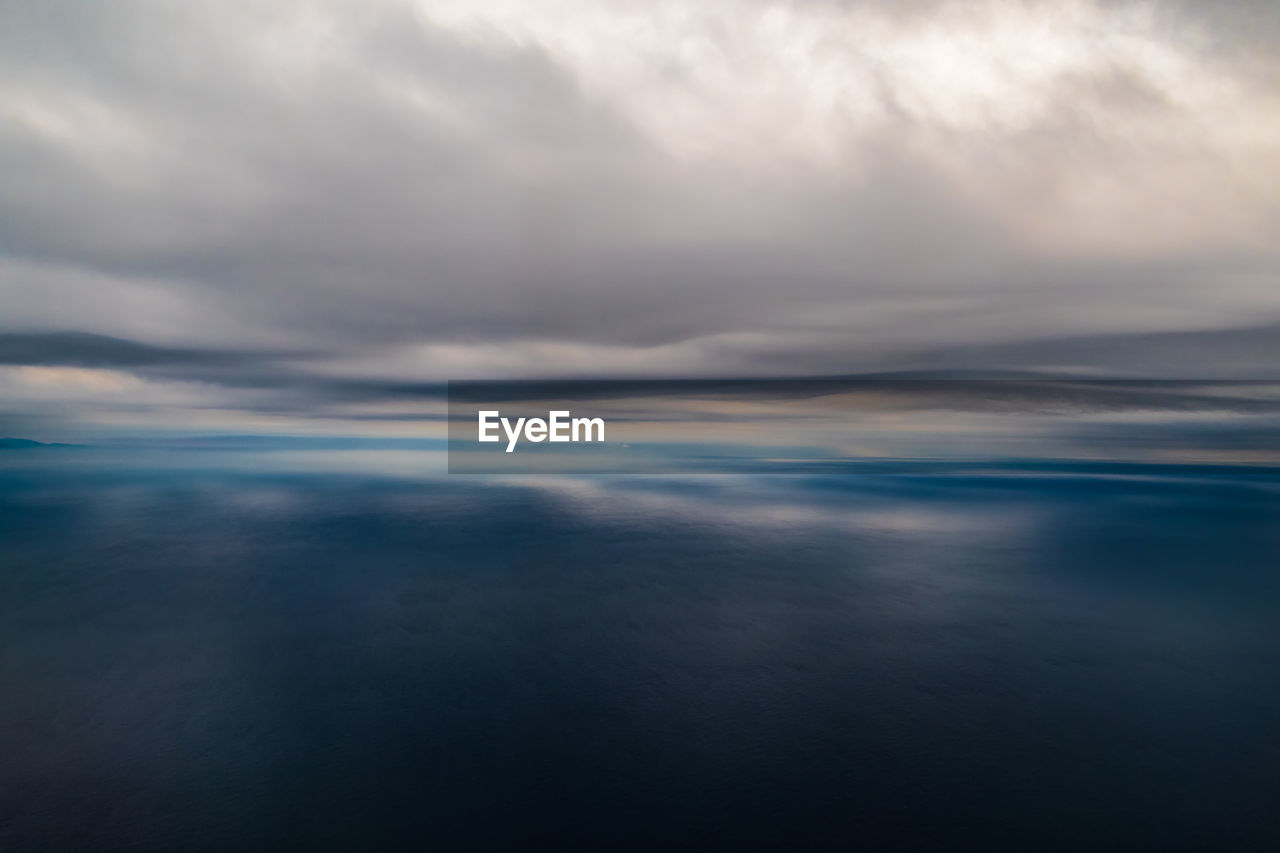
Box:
[0,437,76,449]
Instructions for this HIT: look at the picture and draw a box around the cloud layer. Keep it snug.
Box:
[1,0,1278,434]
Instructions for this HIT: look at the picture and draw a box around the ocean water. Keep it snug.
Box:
[1,453,1278,850]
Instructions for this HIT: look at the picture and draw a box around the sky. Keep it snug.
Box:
[1,0,1278,438]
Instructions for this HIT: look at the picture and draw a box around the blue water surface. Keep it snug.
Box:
[1,451,1278,850]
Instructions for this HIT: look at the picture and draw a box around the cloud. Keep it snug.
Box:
[0,0,1278,434]
[0,331,307,368]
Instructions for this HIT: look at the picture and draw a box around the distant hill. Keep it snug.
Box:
[0,437,76,449]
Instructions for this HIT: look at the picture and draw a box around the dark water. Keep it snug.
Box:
[2,457,1279,850]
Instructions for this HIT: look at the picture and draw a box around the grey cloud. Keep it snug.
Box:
[0,331,313,368]
[894,322,1280,378]
[0,0,1278,435]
